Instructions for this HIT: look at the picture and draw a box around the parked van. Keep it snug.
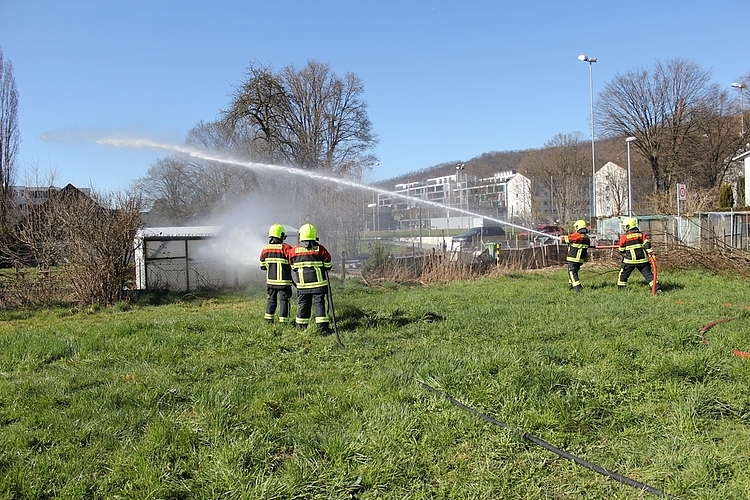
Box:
[452,226,506,248]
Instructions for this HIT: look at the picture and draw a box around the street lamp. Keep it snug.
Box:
[456,163,466,228]
[626,136,637,216]
[732,82,746,135]
[367,162,380,233]
[578,54,598,228]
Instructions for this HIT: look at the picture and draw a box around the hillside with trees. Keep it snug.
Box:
[378,59,750,216]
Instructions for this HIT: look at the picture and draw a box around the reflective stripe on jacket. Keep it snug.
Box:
[259,243,293,286]
[561,232,590,264]
[289,243,333,292]
[618,230,652,264]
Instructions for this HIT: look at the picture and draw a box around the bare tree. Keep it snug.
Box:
[0,47,20,226]
[597,59,725,193]
[521,133,590,223]
[223,60,378,178]
[681,92,746,189]
[217,60,379,251]
[2,168,62,272]
[0,182,143,308]
[733,71,750,138]
[183,121,258,214]
[136,121,260,225]
[135,157,201,225]
[137,61,377,235]
[54,187,143,306]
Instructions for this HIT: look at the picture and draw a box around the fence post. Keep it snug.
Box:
[340,251,346,281]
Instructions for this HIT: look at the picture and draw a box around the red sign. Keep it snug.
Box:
[677,183,687,201]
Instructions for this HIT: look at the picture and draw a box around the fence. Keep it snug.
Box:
[597,213,750,252]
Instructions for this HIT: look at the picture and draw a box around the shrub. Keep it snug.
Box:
[719,182,734,209]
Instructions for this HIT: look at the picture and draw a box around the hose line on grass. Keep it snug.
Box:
[417,379,678,499]
[699,317,749,358]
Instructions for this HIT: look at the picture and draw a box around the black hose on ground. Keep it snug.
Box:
[326,277,345,349]
[417,379,678,499]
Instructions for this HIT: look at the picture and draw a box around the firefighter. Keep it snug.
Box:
[560,219,592,292]
[288,223,333,334]
[617,217,661,292]
[259,223,294,324]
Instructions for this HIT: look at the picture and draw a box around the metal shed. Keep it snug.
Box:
[133,226,258,292]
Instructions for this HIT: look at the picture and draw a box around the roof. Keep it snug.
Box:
[135,224,300,240]
[136,226,222,239]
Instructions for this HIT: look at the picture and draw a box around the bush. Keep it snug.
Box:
[719,182,734,209]
[362,241,391,276]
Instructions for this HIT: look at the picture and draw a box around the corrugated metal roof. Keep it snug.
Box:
[135,224,300,239]
[136,226,222,238]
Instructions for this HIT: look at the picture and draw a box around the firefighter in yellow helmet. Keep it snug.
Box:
[259,223,294,324]
[288,223,333,333]
[560,219,593,292]
[617,217,661,292]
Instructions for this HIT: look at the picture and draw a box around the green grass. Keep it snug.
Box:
[1,269,750,498]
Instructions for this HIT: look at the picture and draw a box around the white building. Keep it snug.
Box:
[496,171,532,222]
[373,170,531,230]
[731,149,750,204]
[595,161,629,218]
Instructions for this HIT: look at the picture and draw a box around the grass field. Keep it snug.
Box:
[1,267,750,499]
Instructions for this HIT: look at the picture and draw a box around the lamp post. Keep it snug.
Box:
[370,162,379,233]
[732,82,746,135]
[626,136,637,216]
[456,163,464,228]
[578,54,598,228]
[456,163,465,228]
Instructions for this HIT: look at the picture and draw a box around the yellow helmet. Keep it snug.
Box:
[268,223,285,239]
[299,223,318,241]
[622,217,638,231]
[573,220,588,233]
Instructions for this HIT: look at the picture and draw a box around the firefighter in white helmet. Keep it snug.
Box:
[617,217,661,292]
[560,219,593,292]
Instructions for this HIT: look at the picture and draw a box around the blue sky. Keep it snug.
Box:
[1,0,747,191]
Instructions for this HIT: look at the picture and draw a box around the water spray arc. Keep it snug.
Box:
[98,138,560,240]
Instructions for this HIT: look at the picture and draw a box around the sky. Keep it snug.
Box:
[1,0,748,192]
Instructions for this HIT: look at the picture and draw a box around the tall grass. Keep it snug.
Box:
[1,269,749,498]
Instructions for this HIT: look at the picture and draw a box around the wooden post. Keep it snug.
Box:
[340,251,346,281]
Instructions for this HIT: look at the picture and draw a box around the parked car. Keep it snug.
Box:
[519,224,565,240]
[452,225,506,246]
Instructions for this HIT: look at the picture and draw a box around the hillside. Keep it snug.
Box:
[374,137,651,188]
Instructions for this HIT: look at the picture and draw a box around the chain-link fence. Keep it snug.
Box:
[134,227,264,293]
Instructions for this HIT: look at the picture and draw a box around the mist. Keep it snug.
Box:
[193,194,302,269]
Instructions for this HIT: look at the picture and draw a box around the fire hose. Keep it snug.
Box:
[416,378,678,498]
[699,316,750,358]
[326,274,345,349]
